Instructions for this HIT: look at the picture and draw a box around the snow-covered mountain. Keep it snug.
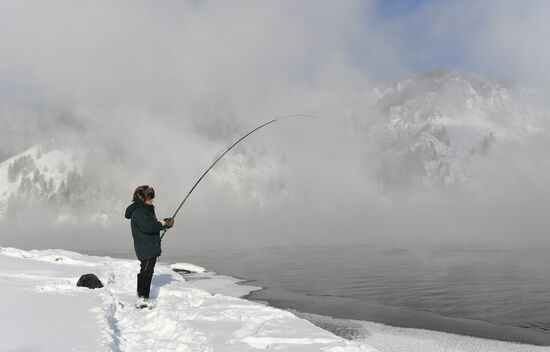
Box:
[0,145,81,214]
[363,69,550,189]
[0,144,118,225]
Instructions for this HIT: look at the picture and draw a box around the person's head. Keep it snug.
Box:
[133,185,155,204]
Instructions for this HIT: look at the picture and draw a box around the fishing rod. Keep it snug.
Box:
[160,114,317,240]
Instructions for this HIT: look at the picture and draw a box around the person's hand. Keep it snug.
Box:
[164,218,174,229]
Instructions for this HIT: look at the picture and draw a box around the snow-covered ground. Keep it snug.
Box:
[0,247,372,351]
[1,247,547,352]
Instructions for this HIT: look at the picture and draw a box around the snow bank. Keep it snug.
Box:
[184,271,262,298]
[360,319,550,352]
[170,262,206,273]
[0,247,375,351]
[170,262,262,298]
[296,312,550,352]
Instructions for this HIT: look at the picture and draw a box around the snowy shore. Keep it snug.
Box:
[0,247,372,351]
[1,247,547,352]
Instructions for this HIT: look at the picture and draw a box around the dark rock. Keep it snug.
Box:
[171,268,193,274]
[76,274,104,289]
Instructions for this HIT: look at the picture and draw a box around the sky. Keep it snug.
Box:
[363,0,550,85]
[3,1,550,99]
[1,0,550,252]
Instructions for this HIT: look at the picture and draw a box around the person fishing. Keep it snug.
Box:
[122,116,313,309]
[125,185,174,308]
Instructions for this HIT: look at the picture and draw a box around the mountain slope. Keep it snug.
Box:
[363,70,550,188]
[0,145,85,216]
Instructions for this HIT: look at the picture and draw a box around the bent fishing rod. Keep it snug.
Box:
[160,114,317,241]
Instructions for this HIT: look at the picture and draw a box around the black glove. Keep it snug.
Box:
[163,218,174,229]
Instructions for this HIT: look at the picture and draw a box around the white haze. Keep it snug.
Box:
[0,0,549,252]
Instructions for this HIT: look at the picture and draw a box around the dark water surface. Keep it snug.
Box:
[96,244,550,345]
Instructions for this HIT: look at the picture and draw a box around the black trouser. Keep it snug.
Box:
[137,257,157,298]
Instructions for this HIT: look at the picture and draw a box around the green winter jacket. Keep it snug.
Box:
[125,200,164,261]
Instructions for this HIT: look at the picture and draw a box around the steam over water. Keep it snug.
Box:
[159,244,550,345]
